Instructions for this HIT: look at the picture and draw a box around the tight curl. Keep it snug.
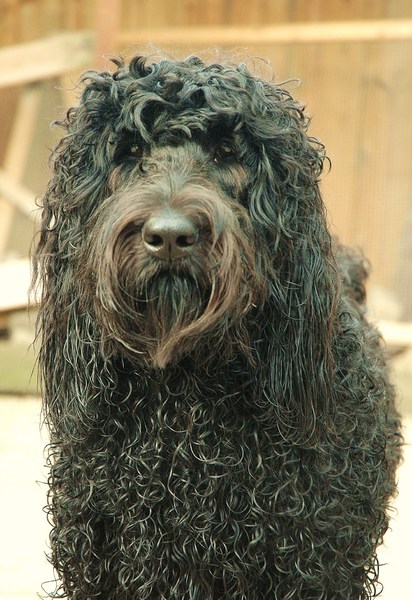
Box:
[33,54,402,600]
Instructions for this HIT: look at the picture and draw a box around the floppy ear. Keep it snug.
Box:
[247,82,339,444]
[33,66,128,433]
[34,75,117,311]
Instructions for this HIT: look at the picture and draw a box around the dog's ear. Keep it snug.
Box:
[33,70,124,398]
[247,84,339,444]
[48,73,123,213]
[35,68,130,304]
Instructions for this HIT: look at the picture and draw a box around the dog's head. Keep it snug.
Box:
[36,55,337,369]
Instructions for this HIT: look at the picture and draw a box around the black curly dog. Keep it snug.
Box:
[34,54,402,599]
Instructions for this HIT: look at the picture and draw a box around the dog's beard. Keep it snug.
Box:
[96,264,249,369]
[136,270,210,366]
[89,231,262,369]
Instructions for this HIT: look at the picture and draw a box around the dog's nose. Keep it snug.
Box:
[142,212,198,260]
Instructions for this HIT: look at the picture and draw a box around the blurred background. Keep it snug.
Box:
[0,1,411,598]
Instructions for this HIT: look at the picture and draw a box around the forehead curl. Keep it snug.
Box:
[78,55,307,140]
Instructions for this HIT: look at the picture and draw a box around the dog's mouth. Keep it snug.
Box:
[93,249,259,369]
[136,269,209,321]
[138,270,209,352]
[124,264,230,368]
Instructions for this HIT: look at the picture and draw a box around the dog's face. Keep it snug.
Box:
[40,55,327,368]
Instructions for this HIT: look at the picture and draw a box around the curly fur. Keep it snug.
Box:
[33,54,402,599]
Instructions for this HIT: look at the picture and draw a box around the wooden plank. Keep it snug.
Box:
[0,170,37,220]
[313,42,366,244]
[0,83,42,259]
[41,0,62,34]
[0,259,34,312]
[19,0,42,43]
[202,0,227,25]
[0,0,20,46]
[280,39,363,244]
[379,320,412,349]
[350,40,388,284]
[119,19,412,47]
[94,0,121,68]
[0,32,95,89]
[375,40,412,298]
[350,39,412,293]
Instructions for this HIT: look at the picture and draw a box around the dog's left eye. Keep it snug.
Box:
[127,145,141,159]
[214,140,237,162]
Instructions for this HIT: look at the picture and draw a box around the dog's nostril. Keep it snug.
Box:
[176,233,196,248]
[145,233,163,247]
[142,213,198,260]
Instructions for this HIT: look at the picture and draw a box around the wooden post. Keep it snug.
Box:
[94,0,121,69]
[118,19,412,48]
[0,84,42,259]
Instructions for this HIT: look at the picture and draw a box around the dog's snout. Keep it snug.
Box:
[142,211,198,260]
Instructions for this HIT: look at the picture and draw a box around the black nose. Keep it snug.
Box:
[142,211,198,260]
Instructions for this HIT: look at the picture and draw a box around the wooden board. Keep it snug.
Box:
[0,259,36,312]
[0,32,94,88]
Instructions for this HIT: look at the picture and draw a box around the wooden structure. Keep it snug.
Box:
[0,0,411,350]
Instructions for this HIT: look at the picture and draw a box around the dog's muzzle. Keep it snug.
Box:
[142,209,199,261]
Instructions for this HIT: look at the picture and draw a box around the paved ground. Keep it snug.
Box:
[0,397,51,600]
[0,396,411,599]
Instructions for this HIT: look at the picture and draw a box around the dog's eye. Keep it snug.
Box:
[115,137,143,164]
[127,145,141,159]
[214,140,237,163]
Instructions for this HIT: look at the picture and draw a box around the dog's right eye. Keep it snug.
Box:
[213,140,237,163]
[115,142,142,163]
[115,130,144,163]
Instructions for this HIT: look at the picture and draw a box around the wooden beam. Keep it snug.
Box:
[0,169,37,220]
[119,19,412,47]
[0,259,34,312]
[0,32,95,89]
[95,0,121,69]
[0,84,42,259]
[379,320,412,349]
